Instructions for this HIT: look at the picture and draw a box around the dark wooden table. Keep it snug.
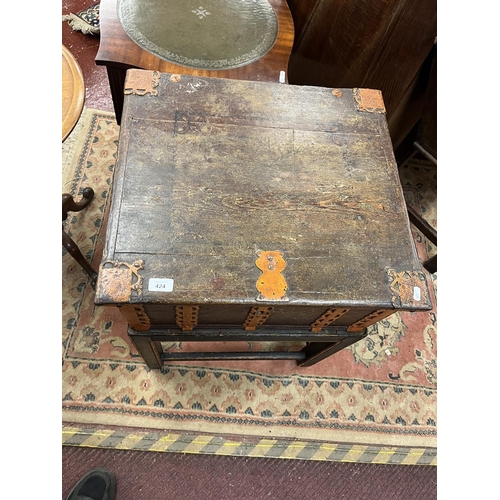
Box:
[95,0,294,124]
[95,70,432,369]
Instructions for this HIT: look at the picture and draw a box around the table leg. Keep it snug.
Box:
[62,188,98,286]
[106,66,128,125]
[129,333,163,369]
[298,334,367,367]
[62,230,98,285]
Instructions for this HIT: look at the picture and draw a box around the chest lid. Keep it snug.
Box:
[96,70,430,312]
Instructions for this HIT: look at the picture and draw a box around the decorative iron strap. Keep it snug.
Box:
[175,306,200,331]
[255,250,289,301]
[353,88,386,114]
[347,310,394,333]
[387,269,429,308]
[124,69,160,96]
[243,306,274,331]
[96,259,144,303]
[310,308,350,332]
[62,426,437,466]
[119,304,151,331]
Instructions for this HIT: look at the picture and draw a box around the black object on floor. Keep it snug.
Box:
[65,467,116,500]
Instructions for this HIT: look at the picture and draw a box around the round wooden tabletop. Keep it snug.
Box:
[96,0,294,83]
[62,44,85,141]
[116,0,279,70]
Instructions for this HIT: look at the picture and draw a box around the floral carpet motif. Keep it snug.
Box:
[62,109,437,448]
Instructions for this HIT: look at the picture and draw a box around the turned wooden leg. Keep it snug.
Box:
[62,187,98,286]
[62,230,98,285]
[62,187,94,220]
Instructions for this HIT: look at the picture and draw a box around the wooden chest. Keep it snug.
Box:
[95,69,431,369]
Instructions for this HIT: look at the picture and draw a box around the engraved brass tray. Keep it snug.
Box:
[117,0,279,70]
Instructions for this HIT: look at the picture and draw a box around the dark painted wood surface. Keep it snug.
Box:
[96,71,430,330]
[286,0,437,147]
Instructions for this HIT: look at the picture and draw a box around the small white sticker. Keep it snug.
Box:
[149,278,174,292]
[279,71,286,83]
[385,349,391,356]
[413,286,421,301]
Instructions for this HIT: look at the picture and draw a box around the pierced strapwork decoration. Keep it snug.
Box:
[243,306,273,331]
[347,310,394,333]
[96,259,144,303]
[175,306,200,331]
[310,308,350,332]
[255,250,289,301]
[119,304,151,331]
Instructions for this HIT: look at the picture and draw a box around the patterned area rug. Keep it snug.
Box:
[62,109,437,455]
[62,3,100,35]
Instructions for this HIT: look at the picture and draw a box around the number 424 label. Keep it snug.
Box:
[148,278,174,292]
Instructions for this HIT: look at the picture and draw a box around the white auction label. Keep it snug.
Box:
[148,278,174,292]
[413,286,421,301]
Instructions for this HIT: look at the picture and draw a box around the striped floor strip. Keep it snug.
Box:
[62,426,436,465]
